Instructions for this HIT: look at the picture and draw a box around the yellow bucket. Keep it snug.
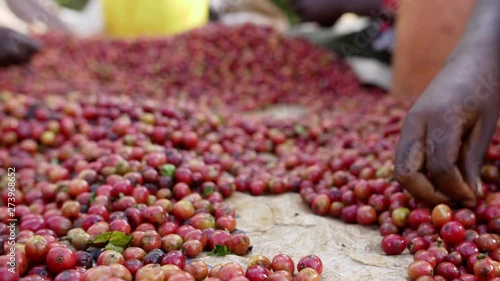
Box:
[101,0,209,37]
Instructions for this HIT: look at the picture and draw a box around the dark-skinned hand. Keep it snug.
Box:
[0,27,42,67]
[394,54,500,208]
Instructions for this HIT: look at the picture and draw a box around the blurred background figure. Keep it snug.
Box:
[276,0,397,90]
[284,0,477,96]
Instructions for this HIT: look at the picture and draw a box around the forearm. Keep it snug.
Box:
[451,0,500,60]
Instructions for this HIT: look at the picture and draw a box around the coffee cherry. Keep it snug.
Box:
[435,262,459,280]
[46,246,76,274]
[440,221,466,245]
[245,265,270,281]
[407,260,434,281]
[474,259,495,280]
[295,268,321,281]
[297,255,323,274]
[431,204,452,228]
[271,254,294,274]
[381,234,406,255]
[414,250,437,268]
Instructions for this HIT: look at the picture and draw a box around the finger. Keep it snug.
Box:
[460,113,499,199]
[10,31,42,53]
[20,40,42,62]
[394,115,451,205]
[24,37,43,53]
[5,46,30,65]
[5,32,41,64]
[425,122,477,207]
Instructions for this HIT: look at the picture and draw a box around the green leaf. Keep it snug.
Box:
[109,231,133,248]
[265,161,277,169]
[56,183,68,193]
[88,192,96,204]
[93,231,133,248]
[104,243,124,254]
[216,114,226,126]
[93,232,113,244]
[37,145,45,153]
[207,244,232,257]
[294,125,307,136]
[202,185,214,197]
[159,164,176,178]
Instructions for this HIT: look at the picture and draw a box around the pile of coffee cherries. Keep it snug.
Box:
[0,89,331,281]
[0,24,499,281]
[0,24,362,111]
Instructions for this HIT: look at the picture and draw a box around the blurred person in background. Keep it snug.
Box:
[289,0,397,72]
[291,0,500,208]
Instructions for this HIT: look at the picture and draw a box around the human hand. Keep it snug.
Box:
[394,55,500,207]
[0,27,42,67]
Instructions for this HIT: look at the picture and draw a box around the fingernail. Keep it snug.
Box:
[475,181,484,197]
